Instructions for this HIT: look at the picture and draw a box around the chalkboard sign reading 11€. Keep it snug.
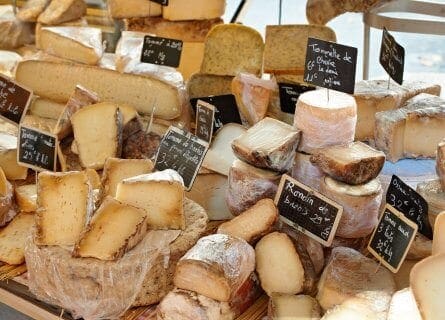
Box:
[141,35,183,68]
[18,125,57,172]
[154,126,208,191]
[0,75,32,125]
[368,205,417,273]
[274,174,343,246]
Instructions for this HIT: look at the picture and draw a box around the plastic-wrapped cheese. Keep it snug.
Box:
[319,176,382,238]
[291,152,324,191]
[294,89,357,153]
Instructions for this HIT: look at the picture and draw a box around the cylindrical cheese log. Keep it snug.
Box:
[294,89,357,153]
[291,152,324,191]
[226,160,281,215]
[320,176,382,238]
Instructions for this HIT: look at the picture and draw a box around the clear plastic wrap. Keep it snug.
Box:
[25,230,180,320]
[291,152,324,191]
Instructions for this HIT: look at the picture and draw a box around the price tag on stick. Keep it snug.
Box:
[380,27,405,85]
[278,83,316,114]
[195,100,215,143]
[0,75,32,125]
[154,126,208,191]
[274,174,343,246]
[368,205,417,273]
[141,35,182,68]
[18,125,58,172]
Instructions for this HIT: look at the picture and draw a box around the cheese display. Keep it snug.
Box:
[437,139,445,189]
[416,180,445,227]
[29,98,65,120]
[264,24,336,75]
[226,159,281,215]
[432,212,445,255]
[14,184,37,213]
[16,0,50,22]
[0,50,22,77]
[116,170,185,230]
[37,0,86,25]
[295,89,357,153]
[217,198,278,244]
[37,27,103,65]
[108,0,161,19]
[200,24,264,77]
[0,133,28,180]
[0,214,35,265]
[174,234,255,302]
[163,0,225,21]
[291,151,324,191]
[0,5,34,49]
[15,60,182,119]
[187,73,233,98]
[232,117,301,172]
[0,167,14,226]
[35,171,93,246]
[387,288,422,320]
[410,253,445,320]
[310,142,385,185]
[268,294,321,319]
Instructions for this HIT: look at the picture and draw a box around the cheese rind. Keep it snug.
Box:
[0,133,28,180]
[108,0,161,19]
[432,212,445,255]
[437,139,445,189]
[37,0,86,25]
[15,184,37,213]
[268,294,321,320]
[0,214,35,265]
[291,152,324,191]
[163,0,225,21]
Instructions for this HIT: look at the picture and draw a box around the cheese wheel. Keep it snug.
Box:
[291,152,324,191]
[294,89,357,153]
[320,176,382,238]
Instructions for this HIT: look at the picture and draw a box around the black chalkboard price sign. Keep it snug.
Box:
[386,175,432,239]
[0,75,32,125]
[274,174,343,246]
[303,37,357,94]
[380,27,405,85]
[278,83,316,114]
[368,205,417,273]
[150,0,168,5]
[141,35,182,68]
[154,126,209,191]
[18,125,57,172]
[195,100,215,143]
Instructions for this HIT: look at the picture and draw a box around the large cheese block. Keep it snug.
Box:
[163,0,225,21]
[29,98,65,120]
[317,247,396,313]
[268,294,321,320]
[15,60,182,119]
[264,24,336,75]
[16,0,50,22]
[0,167,14,226]
[200,24,264,77]
[15,184,37,213]
[437,139,445,189]
[291,152,324,191]
[432,212,445,255]
[0,6,34,49]
[0,50,22,78]
[387,288,422,320]
[416,180,445,227]
[37,0,86,25]
[232,117,301,172]
[187,73,233,99]
[116,169,185,230]
[73,197,148,261]
[0,133,28,180]
[320,176,382,238]
[37,27,103,65]
[108,0,161,19]
[410,253,445,320]
[226,159,281,215]
[0,214,35,265]
[294,89,357,153]
[101,158,154,198]
[174,234,255,302]
[36,171,93,246]
[310,142,385,185]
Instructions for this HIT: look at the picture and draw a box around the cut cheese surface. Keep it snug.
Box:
[163,0,225,21]
[187,73,233,99]
[108,0,161,19]
[0,133,28,180]
[37,0,86,25]
[432,212,445,255]
[268,294,321,319]
[15,184,37,213]
[387,288,422,320]
[29,98,65,120]
[437,139,445,189]
[0,214,34,265]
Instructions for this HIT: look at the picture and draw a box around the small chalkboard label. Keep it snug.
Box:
[380,28,405,85]
[154,126,208,191]
[274,174,343,246]
[150,0,168,5]
[141,35,182,68]
[18,125,57,172]
[386,175,432,239]
[278,83,316,114]
[368,205,417,273]
[190,95,242,131]
[195,100,215,143]
[0,75,32,125]
[303,37,357,94]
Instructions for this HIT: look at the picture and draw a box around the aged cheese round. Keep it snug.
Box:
[320,176,382,238]
[291,152,324,191]
[294,89,357,153]
[417,179,445,228]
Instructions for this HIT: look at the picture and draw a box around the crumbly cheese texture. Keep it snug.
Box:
[268,294,321,319]
[0,214,35,265]
[15,184,37,213]
[37,0,86,25]
[0,133,28,180]
[108,0,161,19]
[163,0,225,21]
[187,73,234,99]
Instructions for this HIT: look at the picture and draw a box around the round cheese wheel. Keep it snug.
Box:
[294,89,357,153]
[291,152,324,191]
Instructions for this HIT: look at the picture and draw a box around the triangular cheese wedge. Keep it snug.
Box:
[37,0,86,25]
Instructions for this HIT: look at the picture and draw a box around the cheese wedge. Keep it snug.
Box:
[0,133,28,180]
[432,212,445,255]
[0,50,22,78]
[38,0,86,25]
[416,180,445,228]
[38,27,103,65]
[232,117,301,172]
[200,24,264,77]
[187,73,233,99]
[15,185,37,213]
[108,0,161,19]
[268,294,321,319]
[116,169,185,230]
[15,60,182,119]
[16,0,49,22]
[35,17,88,46]
[73,197,148,260]
[36,171,93,246]
[101,158,154,198]
[437,139,445,189]
[0,214,35,265]
[387,288,422,320]
[0,6,34,49]
[163,0,225,21]
[29,98,65,120]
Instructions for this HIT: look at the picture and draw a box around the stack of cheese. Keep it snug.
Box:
[119,0,226,80]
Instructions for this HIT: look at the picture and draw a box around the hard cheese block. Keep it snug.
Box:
[29,98,65,120]
[268,294,321,320]
[37,27,103,65]
[36,171,93,246]
[437,139,445,189]
[37,0,86,25]
[0,6,34,50]
[73,197,148,261]
[15,60,182,120]
[387,288,422,320]
[432,212,445,255]
[0,50,22,78]
[291,152,324,191]
[163,0,225,21]
[16,0,50,22]
[310,142,385,185]
[0,214,34,265]
[174,234,255,302]
[15,184,37,213]
[264,24,336,75]
[294,89,357,153]
[187,73,233,99]
[108,0,161,19]
[0,133,28,180]
[232,117,301,172]
[116,169,185,230]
